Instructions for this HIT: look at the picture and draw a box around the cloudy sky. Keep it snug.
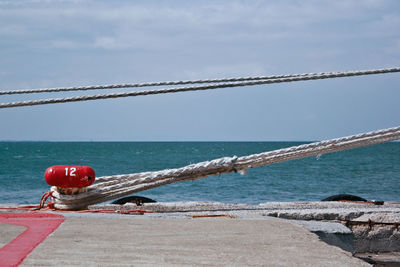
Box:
[0,0,399,141]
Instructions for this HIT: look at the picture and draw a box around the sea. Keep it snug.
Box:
[0,142,399,205]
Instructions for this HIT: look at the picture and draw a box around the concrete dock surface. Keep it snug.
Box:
[2,201,400,266]
[2,214,365,266]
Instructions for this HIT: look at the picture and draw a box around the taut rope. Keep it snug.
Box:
[1,67,399,109]
[50,126,400,210]
[4,67,398,209]
[2,67,399,96]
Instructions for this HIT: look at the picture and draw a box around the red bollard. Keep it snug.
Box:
[44,166,96,188]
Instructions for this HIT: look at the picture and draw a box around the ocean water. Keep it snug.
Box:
[0,142,399,205]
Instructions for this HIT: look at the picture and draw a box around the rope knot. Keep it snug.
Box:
[231,155,248,175]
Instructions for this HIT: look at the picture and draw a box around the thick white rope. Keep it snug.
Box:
[1,67,399,109]
[51,126,400,210]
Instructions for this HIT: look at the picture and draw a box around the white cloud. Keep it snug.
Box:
[1,0,399,53]
[1,0,399,141]
[50,39,84,49]
[0,25,26,36]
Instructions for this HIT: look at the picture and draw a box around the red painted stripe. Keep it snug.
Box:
[0,213,65,267]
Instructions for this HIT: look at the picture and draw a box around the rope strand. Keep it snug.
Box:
[50,126,400,210]
[0,73,311,95]
[2,67,399,96]
[1,67,399,109]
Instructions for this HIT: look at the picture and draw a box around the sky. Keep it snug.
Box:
[0,0,399,141]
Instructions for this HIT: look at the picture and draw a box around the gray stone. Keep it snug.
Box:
[290,220,354,253]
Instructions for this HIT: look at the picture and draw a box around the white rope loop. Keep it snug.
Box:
[51,126,400,210]
[1,67,399,109]
[51,156,238,202]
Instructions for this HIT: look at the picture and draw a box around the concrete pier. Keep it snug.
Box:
[2,201,400,266]
[3,214,365,266]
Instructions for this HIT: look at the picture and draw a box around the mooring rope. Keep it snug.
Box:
[0,72,331,95]
[4,66,397,209]
[50,126,400,210]
[1,67,399,96]
[1,67,399,109]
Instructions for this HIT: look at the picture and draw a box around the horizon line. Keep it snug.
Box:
[0,140,317,143]
[1,140,399,143]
